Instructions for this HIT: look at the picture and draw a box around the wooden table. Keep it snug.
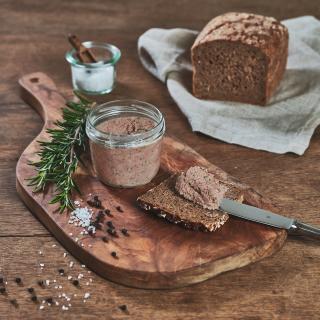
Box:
[1,1,319,319]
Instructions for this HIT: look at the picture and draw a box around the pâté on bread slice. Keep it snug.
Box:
[137,171,244,232]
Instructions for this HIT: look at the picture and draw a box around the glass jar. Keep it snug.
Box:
[86,100,166,188]
[65,41,121,95]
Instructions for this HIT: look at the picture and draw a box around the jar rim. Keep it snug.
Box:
[86,99,165,148]
[65,41,121,68]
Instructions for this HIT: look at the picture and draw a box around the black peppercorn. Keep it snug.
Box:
[121,228,129,236]
[119,304,128,312]
[116,206,123,212]
[93,221,102,230]
[106,221,114,229]
[111,251,118,259]
[102,236,108,243]
[107,228,117,237]
[95,199,102,208]
[31,295,37,302]
[58,268,64,275]
[0,277,3,284]
[72,279,79,287]
[27,287,34,293]
[0,287,6,294]
[15,277,22,284]
[46,297,53,304]
[104,209,113,217]
[97,211,105,222]
[37,280,44,287]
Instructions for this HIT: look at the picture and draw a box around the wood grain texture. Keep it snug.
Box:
[1,0,320,318]
[16,72,286,289]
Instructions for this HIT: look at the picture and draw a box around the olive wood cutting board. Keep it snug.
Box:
[16,72,287,289]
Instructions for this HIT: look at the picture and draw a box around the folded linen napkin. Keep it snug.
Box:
[138,16,320,155]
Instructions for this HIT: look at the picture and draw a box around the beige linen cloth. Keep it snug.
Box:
[137,16,320,155]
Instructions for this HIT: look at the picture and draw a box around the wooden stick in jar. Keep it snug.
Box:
[68,34,97,63]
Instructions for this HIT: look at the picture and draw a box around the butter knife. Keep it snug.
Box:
[220,198,320,238]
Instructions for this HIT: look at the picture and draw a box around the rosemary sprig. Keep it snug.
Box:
[27,92,93,213]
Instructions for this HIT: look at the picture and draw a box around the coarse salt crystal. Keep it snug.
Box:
[84,292,90,299]
[67,276,72,280]
[39,305,44,310]
[69,261,74,268]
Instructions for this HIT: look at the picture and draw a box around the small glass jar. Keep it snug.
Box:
[86,100,165,188]
[65,41,121,95]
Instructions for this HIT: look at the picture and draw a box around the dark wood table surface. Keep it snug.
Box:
[1,0,320,319]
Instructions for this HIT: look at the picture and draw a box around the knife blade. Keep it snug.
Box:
[219,198,320,239]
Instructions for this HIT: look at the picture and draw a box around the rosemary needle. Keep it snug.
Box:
[27,92,93,213]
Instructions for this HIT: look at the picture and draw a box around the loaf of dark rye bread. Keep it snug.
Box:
[137,175,244,232]
[191,12,289,105]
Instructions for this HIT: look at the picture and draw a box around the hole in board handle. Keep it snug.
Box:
[30,77,39,83]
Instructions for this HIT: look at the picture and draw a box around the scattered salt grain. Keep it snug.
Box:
[39,305,44,310]
[69,207,93,229]
[84,292,90,299]
[63,252,68,258]
[45,280,50,286]
[81,265,86,268]
[52,244,56,248]
[69,261,74,268]
[67,276,72,280]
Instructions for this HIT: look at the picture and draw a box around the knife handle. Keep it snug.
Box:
[288,220,320,239]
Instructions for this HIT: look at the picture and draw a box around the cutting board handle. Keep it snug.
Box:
[19,72,66,124]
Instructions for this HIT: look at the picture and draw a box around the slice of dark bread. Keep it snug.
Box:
[137,174,244,232]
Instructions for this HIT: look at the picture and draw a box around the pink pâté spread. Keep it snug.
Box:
[175,166,228,210]
[90,116,162,188]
